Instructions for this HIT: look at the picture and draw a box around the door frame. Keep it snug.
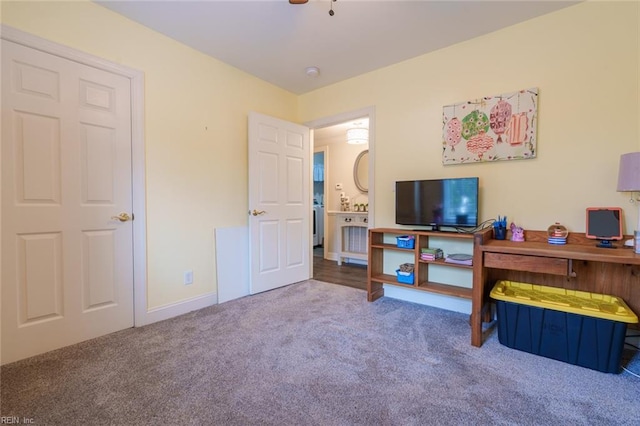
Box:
[1,25,150,326]
[305,106,376,231]
[312,145,329,260]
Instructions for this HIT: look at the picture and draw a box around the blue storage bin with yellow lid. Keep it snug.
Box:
[490,280,638,373]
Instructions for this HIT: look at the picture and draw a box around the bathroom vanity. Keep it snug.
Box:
[328,211,369,265]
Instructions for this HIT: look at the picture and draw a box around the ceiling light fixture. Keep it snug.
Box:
[347,126,368,145]
[305,66,320,78]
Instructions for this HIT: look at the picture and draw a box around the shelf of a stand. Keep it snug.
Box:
[418,258,473,269]
[370,273,416,287]
[370,242,413,251]
[369,273,472,299]
[367,228,475,303]
[417,281,472,299]
[370,273,399,284]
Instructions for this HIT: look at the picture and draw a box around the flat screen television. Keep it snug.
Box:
[586,207,623,248]
[395,177,479,229]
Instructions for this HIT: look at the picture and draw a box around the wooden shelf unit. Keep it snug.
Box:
[367,228,476,303]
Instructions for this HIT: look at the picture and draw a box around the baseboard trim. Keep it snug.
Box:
[326,252,338,262]
[136,292,218,326]
[325,252,368,266]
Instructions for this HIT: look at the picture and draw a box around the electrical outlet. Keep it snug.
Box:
[184,270,193,285]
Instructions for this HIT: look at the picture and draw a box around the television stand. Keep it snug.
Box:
[412,225,440,232]
[596,240,616,249]
[367,228,476,305]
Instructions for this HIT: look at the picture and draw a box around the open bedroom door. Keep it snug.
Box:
[248,112,311,294]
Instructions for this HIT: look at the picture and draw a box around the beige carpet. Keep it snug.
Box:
[1,280,639,425]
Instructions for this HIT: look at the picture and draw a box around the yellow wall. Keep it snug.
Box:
[2,1,639,313]
[1,0,298,309]
[300,1,640,235]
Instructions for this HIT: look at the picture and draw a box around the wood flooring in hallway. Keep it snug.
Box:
[312,249,367,291]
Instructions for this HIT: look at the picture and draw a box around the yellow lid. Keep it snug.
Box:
[490,280,638,323]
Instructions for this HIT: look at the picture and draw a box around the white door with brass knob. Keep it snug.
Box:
[1,40,134,364]
[248,112,311,294]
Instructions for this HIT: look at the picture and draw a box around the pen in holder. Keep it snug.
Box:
[494,216,507,240]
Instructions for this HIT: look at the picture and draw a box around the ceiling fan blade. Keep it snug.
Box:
[289,0,309,4]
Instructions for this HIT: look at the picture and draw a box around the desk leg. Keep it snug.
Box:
[471,316,482,347]
[471,253,485,347]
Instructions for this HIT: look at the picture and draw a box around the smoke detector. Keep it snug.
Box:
[305,66,320,78]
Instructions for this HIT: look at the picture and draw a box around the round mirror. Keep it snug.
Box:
[354,150,369,193]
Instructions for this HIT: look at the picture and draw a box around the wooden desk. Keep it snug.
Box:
[472,229,640,347]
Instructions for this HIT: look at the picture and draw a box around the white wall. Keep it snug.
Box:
[316,141,369,212]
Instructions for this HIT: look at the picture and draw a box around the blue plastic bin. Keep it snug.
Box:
[396,236,415,249]
[490,280,638,373]
[396,269,414,285]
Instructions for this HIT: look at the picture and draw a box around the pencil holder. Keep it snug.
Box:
[494,227,507,240]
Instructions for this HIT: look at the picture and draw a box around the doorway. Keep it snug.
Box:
[306,107,375,291]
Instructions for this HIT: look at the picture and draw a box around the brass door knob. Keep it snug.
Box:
[111,212,132,222]
[250,210,266,216]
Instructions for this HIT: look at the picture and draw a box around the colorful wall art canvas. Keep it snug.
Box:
[442,88,538,165]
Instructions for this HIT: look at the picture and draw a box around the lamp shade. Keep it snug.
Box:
[347,128,368,145]
[617,152,640,192]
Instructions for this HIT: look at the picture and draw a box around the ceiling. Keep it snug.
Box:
[96,0,579,95]
[315,117,369,142]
